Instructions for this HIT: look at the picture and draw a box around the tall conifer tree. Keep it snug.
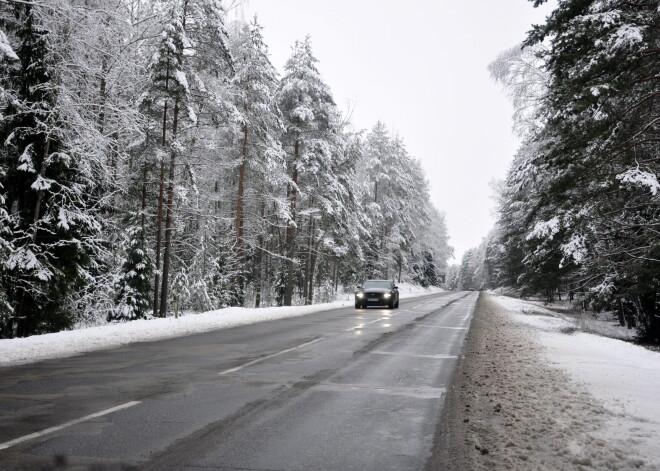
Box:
[277,37,337,306]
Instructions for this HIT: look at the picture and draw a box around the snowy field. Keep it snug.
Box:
[0,283,441,367]
[493,294,660,469]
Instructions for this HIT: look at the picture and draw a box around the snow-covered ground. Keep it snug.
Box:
[0,283,441,367]
[491,294,660,469]
[499,294,638,341]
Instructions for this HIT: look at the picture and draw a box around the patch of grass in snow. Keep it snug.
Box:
[521,307,556,317]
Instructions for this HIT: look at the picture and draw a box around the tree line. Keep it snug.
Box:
[0,0,451,338]
[450,0,659,344]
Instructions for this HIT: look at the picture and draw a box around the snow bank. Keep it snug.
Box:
[0,284,442,367]
[493,293,637,340]
[394,282,443,298]
[543,331,660,423]
[492,294,660,468]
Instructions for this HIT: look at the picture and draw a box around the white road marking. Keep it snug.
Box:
[370,351,458,360]
[218,338,323,375]
[312,383,446,399]
[415,325,468,329]
[344,318,388,331]
[0,401,141,451]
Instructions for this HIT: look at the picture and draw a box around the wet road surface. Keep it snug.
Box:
[0,291,477,470]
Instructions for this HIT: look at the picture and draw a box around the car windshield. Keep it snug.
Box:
[362,281,392,289]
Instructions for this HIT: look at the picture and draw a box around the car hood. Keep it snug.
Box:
[360,288,392,294]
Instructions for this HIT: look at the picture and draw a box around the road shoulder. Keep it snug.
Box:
[427,292,658,471]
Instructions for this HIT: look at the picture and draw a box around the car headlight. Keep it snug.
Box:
[356,292,364,298]
[383,293,391,298]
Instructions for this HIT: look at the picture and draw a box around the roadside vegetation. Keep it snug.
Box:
[449,0,659,344]
[0,1,451,338]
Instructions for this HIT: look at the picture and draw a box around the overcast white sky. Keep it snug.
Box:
[237,0,556,262]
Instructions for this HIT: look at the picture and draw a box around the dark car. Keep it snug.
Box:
[355,280,399,309]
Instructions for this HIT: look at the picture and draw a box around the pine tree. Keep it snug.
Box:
[139,3,188,317]
[229,16,285,306]
[277,37,338,306]
[139,0,233,316]
[357,124,438,282]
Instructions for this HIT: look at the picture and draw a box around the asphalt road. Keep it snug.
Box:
[0,291,477,470]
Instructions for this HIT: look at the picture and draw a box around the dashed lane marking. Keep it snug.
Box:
[218,337,323,375]
[0,401,141,451]
[344,318,388,331]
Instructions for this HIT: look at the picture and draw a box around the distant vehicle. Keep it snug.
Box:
[355,280,399,309]
[468,287,476,291]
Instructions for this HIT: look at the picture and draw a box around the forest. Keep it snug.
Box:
[449,0,660,344]
[0,0,451,338]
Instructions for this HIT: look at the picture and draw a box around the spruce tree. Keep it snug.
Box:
[0,4,106,336]
[489,0,659,341]
[524,0,659,339]
[138,4,187,317]
[110,225,153,321]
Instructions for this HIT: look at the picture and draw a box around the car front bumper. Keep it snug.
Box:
[355,293,393,306]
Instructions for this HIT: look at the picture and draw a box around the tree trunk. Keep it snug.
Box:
[254,201,265,308]
[141,163,148,232]
[236,111,248,252]
[265,236,272,306]
[283,140,299,306]
[159,99,180,317]
[305,217,316,305]
[153,58,170,317]
[307,231,317,305]
[97,57,108,134]
[153,157,165,316]
[235,118,248,299]
[333,256,339,293]
[302,215,314,304]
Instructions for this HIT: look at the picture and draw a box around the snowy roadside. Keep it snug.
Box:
[496,295,660,467]
[431,292,660,471]
[0,283,442,367]
[498,294,638,341]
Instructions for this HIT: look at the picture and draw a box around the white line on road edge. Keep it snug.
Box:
[218,338,323,375]
[0,401,141,451]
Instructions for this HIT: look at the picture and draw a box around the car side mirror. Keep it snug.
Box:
[393,286,398,290]
[356,285,362,290]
